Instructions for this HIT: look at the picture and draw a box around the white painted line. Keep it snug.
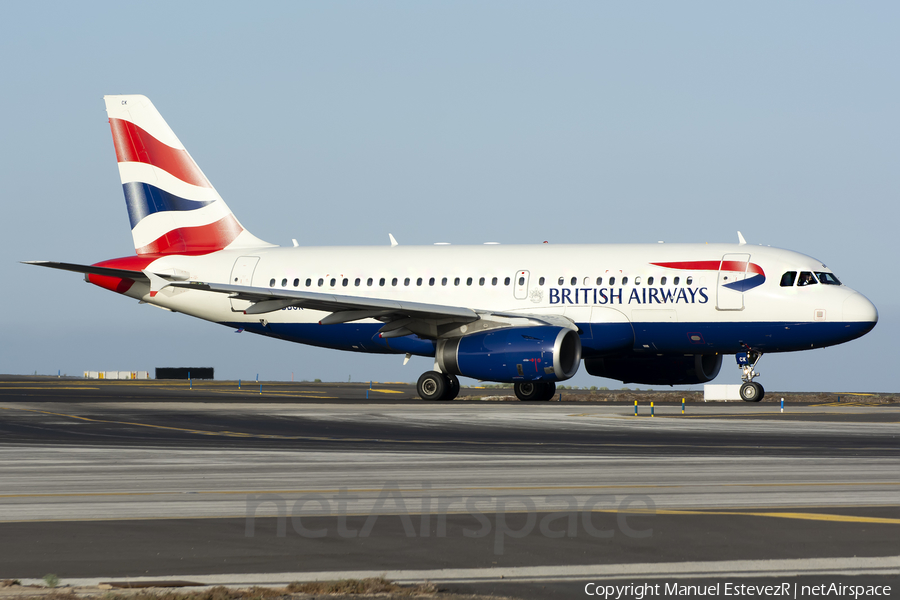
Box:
[19,555,900,587]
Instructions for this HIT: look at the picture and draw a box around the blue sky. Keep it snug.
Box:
[2,2,896,391]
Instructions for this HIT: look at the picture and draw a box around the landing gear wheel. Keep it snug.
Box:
[417,371,447,401]
[740,381,764,402]
[442,374,460,401]
[541,381,557,401]
[514,381,555,401]
[514,381,541,401]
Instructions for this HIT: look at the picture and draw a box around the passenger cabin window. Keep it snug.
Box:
[634,276,642,285]
[330,278,336,287]
[686,276,692,285]
[518,276,525,286]
[466,277,473,286]
[780,272,797,287]
[293,278,299,287]
[392,278,398,286]
[429,277,435,286]
[570,277,577,285]
[622,277,628,285]
[416,277,423,286]
[660,277,666,285]
[596,277,602,285]
[816,272,841,285]
[366,278,373,286]
[342,278,348,286]
[609,277,616,285]
[673,277,680,285]
[318,278,324,287]
[354,278,360,286]
[442,277,448,286]
[647,276,653,285]
[504,277,511,285]
[404,277,410,286]
[492,277,498,285]
[306,278,312,287]
[379,278,385,286]
[558,277,565,285]
[269,278,276,287]
[797,271,818,287]
[539,277,545,286]
[454,277,460,286]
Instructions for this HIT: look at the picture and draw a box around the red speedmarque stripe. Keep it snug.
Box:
[109,118,211,189]
[135,215,243,255]
[651,260,764,276]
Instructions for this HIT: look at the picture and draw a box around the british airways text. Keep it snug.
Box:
[549,287,709,305]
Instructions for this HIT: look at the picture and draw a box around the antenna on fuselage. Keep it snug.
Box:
[737,231,747,245]
[389,234,399,247]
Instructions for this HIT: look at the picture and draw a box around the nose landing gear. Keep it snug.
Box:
[737,350,765,402]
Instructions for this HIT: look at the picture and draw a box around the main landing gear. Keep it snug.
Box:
[416,371,460,401]
[514,381,557,402]
[737,350,765,402]
[416,372,556,402]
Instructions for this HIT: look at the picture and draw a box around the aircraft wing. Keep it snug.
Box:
[170,280,577,339]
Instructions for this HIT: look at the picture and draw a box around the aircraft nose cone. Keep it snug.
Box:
[843,292,878,324]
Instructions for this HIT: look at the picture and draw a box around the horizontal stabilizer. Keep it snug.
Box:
[23,261,149,281]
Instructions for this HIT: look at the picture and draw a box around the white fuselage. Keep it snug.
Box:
[115,241,876,359]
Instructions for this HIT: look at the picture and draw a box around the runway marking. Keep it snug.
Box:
[368,389,405,394]
[1,482,898,500]
[632,508,900,525]
[0,386,99,390]
[1,405,897,450]
[571,410,900,419]
[1,507,898,526]
[811,402,885,407]
[24,555,897,587]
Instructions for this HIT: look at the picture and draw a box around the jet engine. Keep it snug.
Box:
[436,326,582,383]
[584,353,722,385]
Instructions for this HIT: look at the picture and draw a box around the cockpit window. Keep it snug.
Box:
[797,271,818,287]
[815,272,841,285]
[780,272,797,287]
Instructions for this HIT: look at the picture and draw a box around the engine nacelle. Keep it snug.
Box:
[584,354,722,385]
[436,326,582,383]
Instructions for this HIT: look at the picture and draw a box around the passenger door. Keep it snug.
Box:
[229,256,259,312]
[716,253,750,310]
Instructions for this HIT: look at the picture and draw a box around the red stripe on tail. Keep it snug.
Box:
[135,215,243,255]
[109,118,212,188]
[87,256,161,294]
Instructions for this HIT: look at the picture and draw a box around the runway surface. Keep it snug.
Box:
[1,377,898,599]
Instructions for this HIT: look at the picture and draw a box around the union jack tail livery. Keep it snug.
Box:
[104,95,271,255]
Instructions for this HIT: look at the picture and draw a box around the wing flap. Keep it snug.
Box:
[170,280,480,323]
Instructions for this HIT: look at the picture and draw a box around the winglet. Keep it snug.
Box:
[389,234,399,247]
[737,231,747,246]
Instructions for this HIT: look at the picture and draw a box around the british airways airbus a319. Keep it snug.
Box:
[27,95,878,402]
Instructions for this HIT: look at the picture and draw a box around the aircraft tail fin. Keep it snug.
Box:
[104,95,272,255]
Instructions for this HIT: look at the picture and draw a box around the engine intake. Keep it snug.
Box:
[584,354,722,385]
[437,326,581,383]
